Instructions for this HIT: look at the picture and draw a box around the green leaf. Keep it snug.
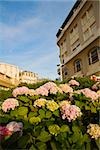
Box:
[29,116,41,124]
[72,126,80,133]
[37,131,51,142]
[18,96,30,103]
[28,112,38,119]
[91,105,96,113]
[18,107,28,116]
[10,109,18,117]
[75,101,84,108]
[36,142,47,150]
[85,105,91,110]
[86,142,91,150]
[60,125,70,133]
[50,141,57,150]
[29,145,37,150]
[0,116,9,123]
[95,139,100,149]
[45,111,52,118]
[39,109,45,119]
[18,135,30,148]
[53,110,60,117]
[48,124,60,136]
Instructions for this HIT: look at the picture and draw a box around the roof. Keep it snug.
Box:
[56,0,81,38]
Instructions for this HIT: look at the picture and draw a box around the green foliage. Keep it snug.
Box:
[37,131,51,142]
[75,77,96,89]
[18,95,30,103]
[29,116,41,124]
[18,106,28,116]
[60,125,70,133]
[0,89,12,102]
[18,135,30,148]
[36,142,47,150]
[0,77,99,150]
[18,80,50,89]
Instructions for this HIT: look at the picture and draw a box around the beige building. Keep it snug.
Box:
[20,71,38,84]
[0,62,39,88]
[56,0,100,80]
[0,63,20,88]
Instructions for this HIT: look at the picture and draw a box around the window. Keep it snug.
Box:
[88,47,99,65]
[81,5,96,41]
[74,59,82,72]
[72,39,80,51]
[70,24,80,51]
[61,55,64,64]
[60,39,66,52]
[83,29,90,41]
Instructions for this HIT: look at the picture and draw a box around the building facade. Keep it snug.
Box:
[20,71,38,84]
[0,63,20,88]
[0,62,39,88]
[56,0,100,80]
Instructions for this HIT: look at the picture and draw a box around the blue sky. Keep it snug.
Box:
[0,0,75,79]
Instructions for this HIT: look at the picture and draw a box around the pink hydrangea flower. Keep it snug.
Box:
[92,82,100,91]
[6,121,23,133]
[2,98,19,112]
[35,82,63,96]
[0,126,12,140]
[68,79,80,86]
[12,86,29,97]
[35,86,49,96]
[60,103,82,122]
[43,82,59,94]
[81,88,99,101]
[59,84,73,93]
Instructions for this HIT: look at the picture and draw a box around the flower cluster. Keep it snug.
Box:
[28,89,37,96]
[34,98,47,107]
[81,88,99,101]
[60,103,82,122]
[59,84,73,93]
[74,88,99,102]
[0,121,23,140]
[43,82,62,94]
[46,100,59,112]
[59,100,71,107]
[12,86,29,97]
[35,86,48,96]
[68,79,80,86]
[6,121,23,133]
[92,82,100,91]
[2,98,19,112]
[87,124,100,140]
[35,82,62,96]
[90,75,100,82]
[0,126,12,140]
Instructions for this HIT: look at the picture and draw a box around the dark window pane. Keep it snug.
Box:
[91,49,99,63]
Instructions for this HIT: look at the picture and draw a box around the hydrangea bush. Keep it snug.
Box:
[0,77,100,150]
